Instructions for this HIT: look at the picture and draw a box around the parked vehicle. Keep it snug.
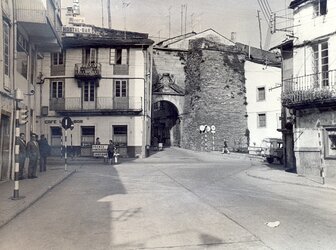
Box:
[260,138,284,164]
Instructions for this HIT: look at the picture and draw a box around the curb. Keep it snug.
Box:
[245,168,336,191]
[0,169,76,229]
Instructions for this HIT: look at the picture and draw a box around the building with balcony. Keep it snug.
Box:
[0,0,62,181]
[280,0,336,177]
[37,26,154,158]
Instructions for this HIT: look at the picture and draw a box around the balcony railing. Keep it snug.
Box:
[74,63,102,79]
[282,70,336,107]
[50,97,142,112]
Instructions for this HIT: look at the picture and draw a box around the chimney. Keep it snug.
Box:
[231,32,236,43]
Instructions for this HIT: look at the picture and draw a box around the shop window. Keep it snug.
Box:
[258,113,266,128]
[325,127,336,159]
[113,125,127,146]
[51,127,62,146]
[81,126,95,146]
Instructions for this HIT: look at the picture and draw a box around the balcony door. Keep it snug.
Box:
[312,41,329,87]
[114,80,129,109]
[82,81,96,109]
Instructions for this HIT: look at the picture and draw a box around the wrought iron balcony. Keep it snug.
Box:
[282,70,336,108]
[50,96,142,114]
[74,63,102,79]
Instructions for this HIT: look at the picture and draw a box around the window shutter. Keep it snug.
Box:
[110,49,115,64]
[121,49,128,64]
[90,48,97,63]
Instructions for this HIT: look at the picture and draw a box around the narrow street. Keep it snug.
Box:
[1,148,336,250]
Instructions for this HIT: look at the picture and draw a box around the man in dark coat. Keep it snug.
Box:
[16,133,27,180]
[38,134,51,172]
[27,133,39,179]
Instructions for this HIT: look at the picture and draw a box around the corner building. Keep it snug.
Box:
[38,27,154,158]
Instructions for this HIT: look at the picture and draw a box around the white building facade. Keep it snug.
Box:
[0,0,62,181]
[245,60,282,148]
[37,27,153,158]
[283,0,336,176]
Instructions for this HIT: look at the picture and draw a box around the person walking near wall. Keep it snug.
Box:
[27,134,40,179]
[38,134,51,172]
[107,140,115,165]
[222,139,230,154]
[17,133,27,180]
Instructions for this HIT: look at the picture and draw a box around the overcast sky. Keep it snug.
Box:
[62,0,291,48]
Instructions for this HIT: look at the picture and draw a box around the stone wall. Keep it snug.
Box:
[181,39,248,151]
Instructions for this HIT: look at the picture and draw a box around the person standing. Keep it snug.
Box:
[27,133,40,179]
[16,133,27,180]
[222,139,230,154]
[96,137,101,144]
[38,134,51,172]
[107,140,114,165]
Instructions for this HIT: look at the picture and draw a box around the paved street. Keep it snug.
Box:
[1,148,336,250]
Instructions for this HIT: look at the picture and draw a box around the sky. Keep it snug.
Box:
[62,0,291,49]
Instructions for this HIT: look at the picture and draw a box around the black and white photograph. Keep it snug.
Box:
[0,0,336,249]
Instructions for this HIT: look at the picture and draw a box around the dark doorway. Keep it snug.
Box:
[0,115,10,180]
[152,101,180,147]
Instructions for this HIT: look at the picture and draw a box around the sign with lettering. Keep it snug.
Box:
[92,144,108,157]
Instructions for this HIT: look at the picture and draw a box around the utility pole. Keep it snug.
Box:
[101,0,104,27]
[257,10,263,50]
[181,4,184,35]
[168,6,171,38]
[108,0,112,29]
[184,4,187,34]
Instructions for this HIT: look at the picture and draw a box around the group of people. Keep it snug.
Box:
[17,133,51,180]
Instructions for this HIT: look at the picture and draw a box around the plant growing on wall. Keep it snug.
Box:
[282,88,336,106]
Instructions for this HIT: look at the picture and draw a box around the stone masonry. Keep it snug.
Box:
[181,38,248,151]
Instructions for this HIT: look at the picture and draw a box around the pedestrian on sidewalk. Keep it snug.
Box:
[107,139,115,165]
[16,132,27,180]
[96,137,101,145]
[27,133,40,179]
[38,134,51,172]
[222,139,230,154]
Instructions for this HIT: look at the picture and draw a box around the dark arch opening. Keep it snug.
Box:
[151,100,180,148]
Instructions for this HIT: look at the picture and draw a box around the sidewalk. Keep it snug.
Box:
[167,147,336,191]
[0,158,79,229]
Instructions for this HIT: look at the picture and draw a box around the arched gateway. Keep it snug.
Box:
[151,73,185,148]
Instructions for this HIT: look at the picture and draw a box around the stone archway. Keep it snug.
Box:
[151,98,183,148]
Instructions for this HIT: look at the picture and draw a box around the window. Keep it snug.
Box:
[52,52,64,65]
[83,81,95,101]
[115,80,128,97]
[81,126,95,146]
[50,127,62,146]
[83,48,97,64]
[3,21,10,77]
[16,30,28,78]
[110,48,129,64]
[258,113,266,128]
[113,125,127,146]
[314,0,327,16]
[51,81,63,98]
[257,87,266,101]
[324,127,336,159]
[312,40,329,86]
